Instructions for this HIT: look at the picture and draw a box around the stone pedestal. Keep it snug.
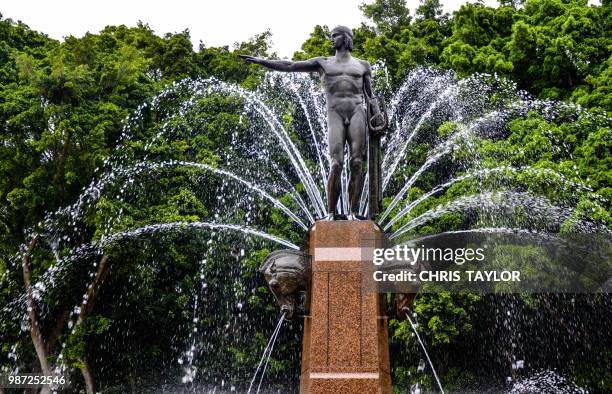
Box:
[300,221,391,393]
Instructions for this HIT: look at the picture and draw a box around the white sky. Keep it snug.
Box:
[3,0,497,58]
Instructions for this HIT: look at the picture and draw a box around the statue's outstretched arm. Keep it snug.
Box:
[239,55,321,72]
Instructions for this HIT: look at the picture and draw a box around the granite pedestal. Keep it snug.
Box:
[299,221,391,393]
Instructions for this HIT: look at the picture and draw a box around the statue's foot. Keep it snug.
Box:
[323,213,335,221]
[348,213,367,220]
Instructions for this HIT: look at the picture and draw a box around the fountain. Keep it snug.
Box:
[3,35,610,393]
[240,26,406,392]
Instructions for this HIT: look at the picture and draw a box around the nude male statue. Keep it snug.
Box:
[240,25,381,220]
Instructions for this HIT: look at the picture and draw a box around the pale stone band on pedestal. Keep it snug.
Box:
[314,247,374,261]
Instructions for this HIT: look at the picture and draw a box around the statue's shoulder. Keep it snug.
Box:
[308,56,328,64]
[357,58,372,71]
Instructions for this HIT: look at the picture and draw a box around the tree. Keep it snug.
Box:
[416,0,444,21]
[360,0,412,36]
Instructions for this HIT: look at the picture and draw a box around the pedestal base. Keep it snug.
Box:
[299,221,391,394]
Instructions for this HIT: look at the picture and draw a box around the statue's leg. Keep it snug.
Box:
[347,108,366,217]
[327,109,346,217]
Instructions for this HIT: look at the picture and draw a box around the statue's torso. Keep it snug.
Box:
[319,56,367,110]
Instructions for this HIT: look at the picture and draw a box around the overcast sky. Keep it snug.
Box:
[4,0,497,57]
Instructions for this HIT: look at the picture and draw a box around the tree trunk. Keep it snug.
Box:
[21,234,51,376]
[46,309,71,354]
[80,358,96,394]
[21,234,52,394]
[23,234,111,394]
[76,254,110,394]
[79,255,110,318]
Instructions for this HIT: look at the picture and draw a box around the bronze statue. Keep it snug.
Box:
[240,25,386,220]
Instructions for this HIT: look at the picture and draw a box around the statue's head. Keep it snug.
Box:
[331,25,353,51]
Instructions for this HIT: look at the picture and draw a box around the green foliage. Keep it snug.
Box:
[292,0,608,105]
[293,25,334,60]
[0,13,279,390]
[62,315,112,368]
[411,292,480,346]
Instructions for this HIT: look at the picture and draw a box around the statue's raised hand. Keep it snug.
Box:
[238,54,260,64]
